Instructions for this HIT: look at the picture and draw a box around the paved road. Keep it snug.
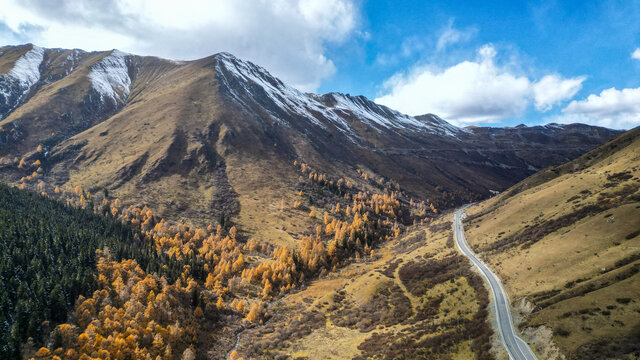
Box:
[453,206,538,360]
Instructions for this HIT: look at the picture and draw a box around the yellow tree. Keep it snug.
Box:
[235,300,246,312]
[216,296,226,310]
[34,347,51,359]
[194,307,204,318]
[245,303,261,323]
[262,280,272,298]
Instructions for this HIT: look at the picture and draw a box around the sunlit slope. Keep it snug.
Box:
[0,45,621,249]
[464,126,640,359]
[232,218,497,360]
[44,55,319,244]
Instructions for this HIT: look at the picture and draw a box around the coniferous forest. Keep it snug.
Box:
[0,184,185,358]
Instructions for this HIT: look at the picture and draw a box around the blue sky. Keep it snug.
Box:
[325,1,640,95]
[320,0,640,128]
[1,0,639,128]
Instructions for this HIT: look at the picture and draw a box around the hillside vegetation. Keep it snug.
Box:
[463,126,640,359]
[2,156,450,360]
[0,44,619,245]
[0,184,189,358]
[232,217,497,360]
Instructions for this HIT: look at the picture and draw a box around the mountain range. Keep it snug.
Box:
[0,44,621,233]
[0,43,637,360]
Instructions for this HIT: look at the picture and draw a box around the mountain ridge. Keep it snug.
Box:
[0,43,616,140]
[0,43,622,234]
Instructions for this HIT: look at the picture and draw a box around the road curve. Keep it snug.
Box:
[453,206,538,360]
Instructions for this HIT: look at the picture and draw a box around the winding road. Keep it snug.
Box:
[453,206,538,360]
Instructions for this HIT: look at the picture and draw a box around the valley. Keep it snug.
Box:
[463,127,640,359]
[0,42,637,360]
[454,207,537,360]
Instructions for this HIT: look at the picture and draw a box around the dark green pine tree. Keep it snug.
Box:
[0,184,204,359]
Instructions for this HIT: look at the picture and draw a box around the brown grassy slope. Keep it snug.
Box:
[0,49,115,155]
[0,47,622,252]
[463,126,640,359]
[0,47,621,200]
[0,50,380,249]
[41,56,317,248]
[498,126,640,201]
[231,217,498,360]
[0,45,30,74]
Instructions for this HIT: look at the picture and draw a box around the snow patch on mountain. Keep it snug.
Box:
[544,123,565,130]
[89,50,131,104]
[0,45,45,119]
[61,49,84,77]
[215,53,326,127]
[329,93,415,129]
[8,45,44,89]
[214,52,461,139]
[417,113,468,136]
[329,94,462,136]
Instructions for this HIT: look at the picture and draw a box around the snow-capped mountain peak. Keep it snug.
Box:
[8,45,44,88]
[212,52,462,139]
[88,49,131,104]
[0,44,45,119]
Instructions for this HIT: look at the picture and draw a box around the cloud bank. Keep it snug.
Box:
[557,87,640,129]
[375,45,585,125]
[0,0,358,91]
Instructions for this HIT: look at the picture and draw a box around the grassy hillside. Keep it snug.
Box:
[463,126,640,359]
[230,216,498,360]
[0,45,620,251]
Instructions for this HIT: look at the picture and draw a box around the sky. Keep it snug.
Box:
[1,0,639,129]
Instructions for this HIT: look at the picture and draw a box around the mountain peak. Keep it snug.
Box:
[213,51,242,61]
[211,55,463,139]
[88,48,131,104]
[0,44,45,119]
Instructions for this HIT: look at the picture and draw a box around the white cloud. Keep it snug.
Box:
[375,45,584,125]
[633,48,640,60]
[532,74,585,111]
[374,20,475,67]
[557,87,640,129]
[436,19,476,52]
[0,0,358,91]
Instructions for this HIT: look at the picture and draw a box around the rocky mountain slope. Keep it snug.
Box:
[0,44,621,242]
[463,126,640,359]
